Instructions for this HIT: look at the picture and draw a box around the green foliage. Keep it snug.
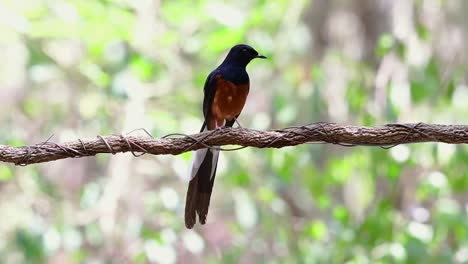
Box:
[15,229,45,264]
[0,0,466,263]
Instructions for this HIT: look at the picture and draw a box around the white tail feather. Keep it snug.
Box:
[188,125,221,181]
[187,148,220,181]
[188,149,207,181]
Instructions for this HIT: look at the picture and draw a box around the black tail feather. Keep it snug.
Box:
[185,149,218,228]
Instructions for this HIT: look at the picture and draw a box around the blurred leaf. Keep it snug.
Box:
[0,0,467,262]
[311,64,324,83]
[410,60,440,103]
[317,194,330,209]
[404,238,428,263]
[416,23,430,41]
[130,55,158,81]
[277,151,296,183]
[0,166,13,181]
[141,226,163,243]
[333,206,350,224]
[376,33,395,58]
[305,220,328,240]
[84,223,103,247]
[386,161,402,181]
[396,40,407,59]
[257,186,275,203]
[22,98,42,118]
[445,78,456,100]
[346,80,367,112]
[134,251,147,264]
[15,229,45,264]
[232,171,251,187]
[32,169,58,197]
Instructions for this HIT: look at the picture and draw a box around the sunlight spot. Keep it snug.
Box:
[390,81,411,111]
[455,246,468,264]
[389,243,406,261]
[427,171,448,189]
[43,227,61,254]
[411,207,430,222]
[250,112,271,130]
[408,222,433,243]
[104,41,126,64]
[174,156,190,181]
[161,229,177,245]
[438,198,460,215]
[159,187,179,210]
[182,230,204,254]
[206,4,245,27]
[373,242,406,261]
[452,85,468,109]
[407,36,431,67]
[79,92,103,119]
[390,145,410,163]
[437,144,456,164]
[52,2,79,23]
[144,240,176,264]
[63,228,82,251]
[216,151,227,177]
[277,104,297,124]
[29,64,58,83]
[271,198,286,214]
[234,189,257,229]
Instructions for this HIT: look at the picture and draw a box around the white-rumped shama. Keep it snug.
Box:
[185,44,266,228]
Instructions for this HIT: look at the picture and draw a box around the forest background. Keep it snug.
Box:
[0,0,467,263]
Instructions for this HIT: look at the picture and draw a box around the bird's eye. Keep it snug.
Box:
[242,48,247,52]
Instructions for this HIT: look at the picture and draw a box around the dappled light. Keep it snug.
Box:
[0,0,467,263]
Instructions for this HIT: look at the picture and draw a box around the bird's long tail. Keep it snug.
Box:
[185,126,219,229]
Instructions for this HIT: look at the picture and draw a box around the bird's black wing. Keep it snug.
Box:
[200,70,219,132]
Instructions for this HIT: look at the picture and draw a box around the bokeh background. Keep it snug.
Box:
[1,0,468,263]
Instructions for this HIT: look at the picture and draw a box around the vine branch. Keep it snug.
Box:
[1,122,467,166]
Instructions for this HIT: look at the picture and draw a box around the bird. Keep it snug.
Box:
[185,44,266,229]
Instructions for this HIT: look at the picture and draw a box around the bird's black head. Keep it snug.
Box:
[222,44,267,67]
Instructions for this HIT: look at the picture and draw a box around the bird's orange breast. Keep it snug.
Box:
[209,74,249,129]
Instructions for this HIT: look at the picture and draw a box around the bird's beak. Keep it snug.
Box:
[256,54,267,59]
